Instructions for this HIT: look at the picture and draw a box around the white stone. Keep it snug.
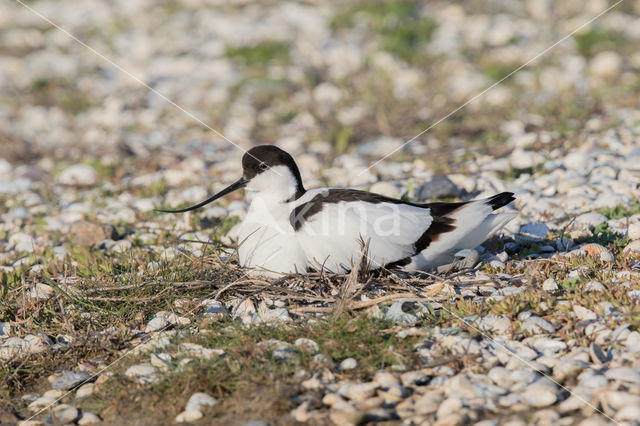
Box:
[553,358,588,383]
[520,383,557,407]
[615,404,640,421]
[49,404,79,424]
[590,51,622,79]
[58,164,99,186]
[585,281,606,292]
[510,148,544,169]
[369,181,398,198]
[542,278,558,291]
[436,396,464,419]
[75,383,94,399]
[624,240,640,254]
[628,223,640,240]
[0,337,30,361]
[575,212,608,228]
[28,283,54,300]
[175,410,203,423]
[185,392,216,412]
[605,367,640,384]
[338,382,379,402]
[10,232,37,253]
[28,396,58,411]
[477,315,511,334]
[294,338,319,354]
[145,316,169,332]
[77,412,102,424]
[573,305,597,321]
[521,316,554,334]
[339,358,359,371]
[0,322,10,338]
[124,364,157,384]
[329,400,364,426]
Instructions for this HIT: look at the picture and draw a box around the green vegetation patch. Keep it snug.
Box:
[332,0,437,63]
[225,41,291,66]
[596,200,640,220]
[573,28,625,58]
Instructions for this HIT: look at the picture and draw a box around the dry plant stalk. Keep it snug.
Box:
[332,237,371,316]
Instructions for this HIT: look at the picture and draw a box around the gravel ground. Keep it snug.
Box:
[2,0,640,425]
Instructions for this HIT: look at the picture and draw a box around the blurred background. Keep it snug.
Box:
[1,0,640,190]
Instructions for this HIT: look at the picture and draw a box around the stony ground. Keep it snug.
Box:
[2,0,640,425]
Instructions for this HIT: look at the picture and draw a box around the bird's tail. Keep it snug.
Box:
[408,192,516,270]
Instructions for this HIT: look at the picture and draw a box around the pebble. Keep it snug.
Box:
[436,396,464,419]
[590,51,622,79]
[69,221,118,247]
[57,164,99,186]
[615,404,640,421]
[520,383,557,407]
[542,278,558,291]
[0,337,31,361]
[575,213,608,228]
[145,315,169,332]
[329,401,364,426]
[75,383,95,399]
[415,176,464,200]
[477,315,511,334]
[294,338,319,354]
[339,358,359,371]
[28,396,58,411]
[605,367,640,384]
[185,392,217,412]
[28,283,54,300]
[584,280,606,292]
[201,300,229,320]
[516,223,549,243]
[553,358,588,383]
[510,148,544,169]
[77,412,102,424]
[338,382,379,402]
[52,371,91,390]
[373,371,400,387]
[125,364,158,384]
[580,243,614,263]
[589,343,609,364]
[175,410,203,423]
[573,305,597,321]
[521,316,554,334]
[0,322,9,338]
[623,239,640,254]
[48,404,79,425]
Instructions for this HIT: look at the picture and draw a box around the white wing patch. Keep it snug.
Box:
[295,200,432,273]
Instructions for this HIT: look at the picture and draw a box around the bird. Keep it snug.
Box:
[157,145,516,277]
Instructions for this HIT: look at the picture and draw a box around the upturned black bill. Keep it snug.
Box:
[155,177,247,213]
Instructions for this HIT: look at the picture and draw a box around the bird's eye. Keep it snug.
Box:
[259,163,268,170]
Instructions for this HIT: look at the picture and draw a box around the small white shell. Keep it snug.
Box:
[623,240,640,255]
[580,243,615,263]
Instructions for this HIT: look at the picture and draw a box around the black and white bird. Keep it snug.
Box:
[158,145,516,276]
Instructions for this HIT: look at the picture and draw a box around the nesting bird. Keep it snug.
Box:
[158,145,515,276]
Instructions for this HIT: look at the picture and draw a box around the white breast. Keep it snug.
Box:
[238,194,308,277]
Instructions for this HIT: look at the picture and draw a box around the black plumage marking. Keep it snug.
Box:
[290,188,438,231]
[486,192,516,211]
[243,145,306,200]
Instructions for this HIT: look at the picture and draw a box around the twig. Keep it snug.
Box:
[350,293,428,309]
[213,279,266,300]
[85,280,214,293]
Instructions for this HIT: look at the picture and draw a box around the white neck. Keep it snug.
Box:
[244,165,302,204]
